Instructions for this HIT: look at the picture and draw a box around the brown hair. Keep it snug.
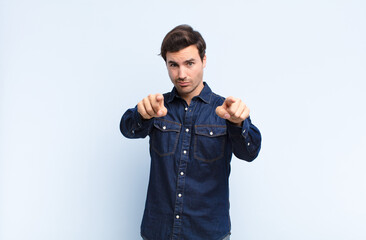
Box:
[160,24,206,62]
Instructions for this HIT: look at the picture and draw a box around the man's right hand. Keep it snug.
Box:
[137,94,168,120]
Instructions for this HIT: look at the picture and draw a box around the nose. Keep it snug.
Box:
[178,67,187,80]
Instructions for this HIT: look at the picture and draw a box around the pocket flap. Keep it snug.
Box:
[153,119,181,132]
[195,125,227,137]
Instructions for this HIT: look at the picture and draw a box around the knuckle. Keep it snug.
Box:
[138,101,145,110]
[243,111,249,118]
[147,110,154,116]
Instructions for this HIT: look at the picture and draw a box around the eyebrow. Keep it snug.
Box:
[184,58,195,63]
[167,58,196,65]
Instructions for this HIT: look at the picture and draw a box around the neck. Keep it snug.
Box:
[181,82,204,106]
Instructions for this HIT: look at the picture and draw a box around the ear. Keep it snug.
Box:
[202,55,207,68]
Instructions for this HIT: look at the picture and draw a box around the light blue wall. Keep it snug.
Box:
[1,0,366,239]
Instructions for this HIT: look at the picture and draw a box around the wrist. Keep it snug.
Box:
[227,120,243,127]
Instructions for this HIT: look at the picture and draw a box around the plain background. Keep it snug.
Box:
[1,0,366,239]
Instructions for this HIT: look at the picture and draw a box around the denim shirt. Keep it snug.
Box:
[120,83,261,240]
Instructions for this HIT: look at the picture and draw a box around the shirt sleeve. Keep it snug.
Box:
[227,116,262,162]
[120,106,153,139]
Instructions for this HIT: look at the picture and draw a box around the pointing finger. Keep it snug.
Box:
[154,94,167,117]
[216,106,230,119]
[149,94,161,114]
[156,94,164,103]
[224,97,236,107]
[156,94,166,110]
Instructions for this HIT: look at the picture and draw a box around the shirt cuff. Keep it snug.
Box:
[227,118,250,139]
[131,107,153,134]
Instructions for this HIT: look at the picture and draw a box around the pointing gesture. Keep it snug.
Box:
[216,96,250,126]
[138,94,168,120]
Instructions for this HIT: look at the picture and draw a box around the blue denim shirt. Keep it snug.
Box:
[120,83,261,240]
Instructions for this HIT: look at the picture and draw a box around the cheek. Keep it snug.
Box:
[167,69,175,79]
[193,68,203,79]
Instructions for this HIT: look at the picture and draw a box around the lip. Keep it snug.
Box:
[177,81,189,87]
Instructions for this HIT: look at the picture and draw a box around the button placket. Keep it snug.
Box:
[172,102,195,239]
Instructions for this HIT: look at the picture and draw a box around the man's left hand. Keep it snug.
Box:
[215,96,250,126]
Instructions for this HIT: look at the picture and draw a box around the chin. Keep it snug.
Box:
[177,87,192,95]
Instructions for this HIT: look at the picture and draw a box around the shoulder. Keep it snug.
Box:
[163,91,171,98]
[162,91,174,103]
[210,91,225,107]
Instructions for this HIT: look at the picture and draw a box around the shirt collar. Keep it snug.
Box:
[167,82,212,104]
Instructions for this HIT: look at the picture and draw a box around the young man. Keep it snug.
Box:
[120,25,261,240]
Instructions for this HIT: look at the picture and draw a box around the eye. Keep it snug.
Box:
[169,63,178,67]
[187,62,194,66]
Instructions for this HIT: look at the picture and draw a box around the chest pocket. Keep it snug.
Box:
[150,119,181,157]
[194,125,227,162]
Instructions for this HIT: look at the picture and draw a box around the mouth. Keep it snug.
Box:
[177,81,189,87]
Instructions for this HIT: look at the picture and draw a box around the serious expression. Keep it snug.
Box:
[166,45,207,104]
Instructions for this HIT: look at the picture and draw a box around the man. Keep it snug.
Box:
[120,25,261,240]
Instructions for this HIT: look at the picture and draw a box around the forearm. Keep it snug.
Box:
[227,117,261,162]
[120,106,153,139]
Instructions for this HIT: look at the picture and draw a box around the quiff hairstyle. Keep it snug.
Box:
[160,24,206,62]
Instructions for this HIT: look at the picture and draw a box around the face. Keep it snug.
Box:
[166,45,206,104]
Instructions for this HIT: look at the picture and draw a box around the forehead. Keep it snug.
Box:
[166,45,200,62]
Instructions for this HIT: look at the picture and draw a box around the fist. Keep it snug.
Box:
[137,93,168,120]
[215,96,250,126]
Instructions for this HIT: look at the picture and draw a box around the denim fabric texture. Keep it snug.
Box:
[121,83,261,240]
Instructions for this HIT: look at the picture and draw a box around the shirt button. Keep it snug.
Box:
[176,215,180,219]
[243,129,246,133]
[184,107,188,111]
[132,130,135,134]
[186,128,189,132]
[180,172,184,176]
[178,193,182,197]
[247,142,251,146]
[209,131,213,136]
[163,126,166,130]
[183,150,187,154]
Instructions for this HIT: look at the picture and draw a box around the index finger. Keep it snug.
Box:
[150,93,164,112]
[156,94,164,102]
[224,96,236,107]
[155,94,165,108]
